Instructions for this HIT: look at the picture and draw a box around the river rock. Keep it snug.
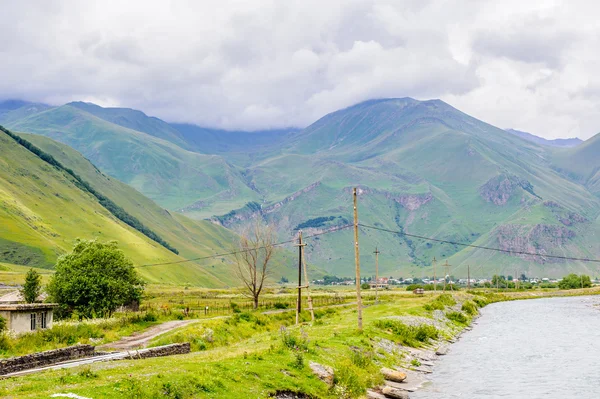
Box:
[436,345,449,356]
[382,386,410,399]
[309,362,334,386]
[381,367,407,382]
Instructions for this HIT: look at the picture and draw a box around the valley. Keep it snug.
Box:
[2,97,599,280]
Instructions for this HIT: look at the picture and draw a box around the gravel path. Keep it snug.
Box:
[98,320,199,350]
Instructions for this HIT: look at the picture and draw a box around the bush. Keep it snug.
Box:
[350,348,373,368]
[472,297,488,308]
[361,283,370,290]
[273,302,289,309]
[558,274,591,289]
[280,327,309,351]
[333,362,366,399]
[0,316,5,332]
[461,301,478,316]
[446,311,468,325]
[374,319,439,347]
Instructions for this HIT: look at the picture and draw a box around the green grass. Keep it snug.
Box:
[4,287,600,398]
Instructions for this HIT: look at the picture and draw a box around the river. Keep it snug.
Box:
[412,295,600,398]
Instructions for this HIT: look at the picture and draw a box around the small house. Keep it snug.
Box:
[0,291,57,334]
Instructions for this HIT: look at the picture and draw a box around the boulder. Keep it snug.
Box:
[382,386,410,399]
[381,367,407,383]
[435,345,449,356]
[309,362,334,386]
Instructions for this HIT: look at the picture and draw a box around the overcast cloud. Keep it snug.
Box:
[1,0,599,139]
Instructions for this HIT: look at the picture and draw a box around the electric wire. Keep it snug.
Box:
[138,224,353,268]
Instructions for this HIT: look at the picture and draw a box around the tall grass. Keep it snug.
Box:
[374,319,439,347]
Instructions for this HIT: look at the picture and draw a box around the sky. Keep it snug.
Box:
[1,0,599,139]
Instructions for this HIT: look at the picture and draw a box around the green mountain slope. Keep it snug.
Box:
[0,127,304,287]
[210,99,600,278]
[5,105,260,213]
[6,98,600,278]
[552,132,600,196]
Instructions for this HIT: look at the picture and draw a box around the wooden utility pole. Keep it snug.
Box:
[374,247,380,303]
[467,265,471,290]
[295,231,307,325]
[353,188,363,331]
[300,234,315,322]
[443,260,451,291]
[433,257,437,292]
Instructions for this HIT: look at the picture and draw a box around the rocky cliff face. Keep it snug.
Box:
[347,186,432,211]
[480,174,539,205]
[495,224,576,263]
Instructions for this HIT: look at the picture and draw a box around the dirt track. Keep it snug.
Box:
[98,320,199,350]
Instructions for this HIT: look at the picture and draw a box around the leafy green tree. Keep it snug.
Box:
[20,268,42,303]
[0,315,6,331]
[47,240,145,318]
[558,274,592,290]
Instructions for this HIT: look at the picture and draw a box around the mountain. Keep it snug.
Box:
[552,132,600,196]
[4,104,261,214]
[0,100,52,125]
[5,97,600,279]
[0,125,303,287]
[506,128,582,148]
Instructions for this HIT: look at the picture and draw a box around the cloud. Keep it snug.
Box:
[0,0,599,139]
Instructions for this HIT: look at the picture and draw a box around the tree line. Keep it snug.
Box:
[0,125,178,254]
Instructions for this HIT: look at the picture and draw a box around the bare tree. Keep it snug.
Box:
[234,221,276,309]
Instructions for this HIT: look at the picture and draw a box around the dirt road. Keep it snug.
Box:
[98,319,198,351]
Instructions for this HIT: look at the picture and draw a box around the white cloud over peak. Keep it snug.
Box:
[1,0,599,139]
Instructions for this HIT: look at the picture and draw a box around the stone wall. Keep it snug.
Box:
[135,343,190,359]
[0,344,94,375]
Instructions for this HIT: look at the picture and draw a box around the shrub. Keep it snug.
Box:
[350,348,373,368]
[0,316,5,332]
[472,297,487,308]
[558,274,591,289]
[361,283,370,290]
[461,301,478,316]
[280,327,309,351]
[273,302,289,309]
[374,320,439,347]
[333,362,366,399]
[446,311,468,325]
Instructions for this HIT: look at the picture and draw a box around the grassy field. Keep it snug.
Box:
[3,286,598,398]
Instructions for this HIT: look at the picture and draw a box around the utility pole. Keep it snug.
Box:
[374,247,380,303]
[515,269,518,290]
[295,231,307,325]
[353,187,363,331]
[433,257,437,292]
[467,265,471,290]
[299,233,315,322]
[443,260,451,292]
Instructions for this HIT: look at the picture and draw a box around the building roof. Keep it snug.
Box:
[0,291,48,304]
[0,303,58,311]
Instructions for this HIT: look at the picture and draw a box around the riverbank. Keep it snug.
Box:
[2,288,599,398]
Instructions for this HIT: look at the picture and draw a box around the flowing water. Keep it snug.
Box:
[412,296,600,398]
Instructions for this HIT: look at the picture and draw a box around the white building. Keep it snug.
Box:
[0,291,57,334]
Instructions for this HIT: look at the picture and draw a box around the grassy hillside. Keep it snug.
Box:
[5,105,260,213]
[552,132,600,196]
[6,98,600,278]
[0,128,308,287]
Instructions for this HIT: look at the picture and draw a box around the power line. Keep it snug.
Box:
[138,224,353,268]
[358,223,600,264]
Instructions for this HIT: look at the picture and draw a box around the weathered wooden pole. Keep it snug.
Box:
[353,188,363,331]
[433,257,437,292]
[296,231,303,325]
[300,237,315,322]
[467,265,471,290]
[374,247,380,303]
